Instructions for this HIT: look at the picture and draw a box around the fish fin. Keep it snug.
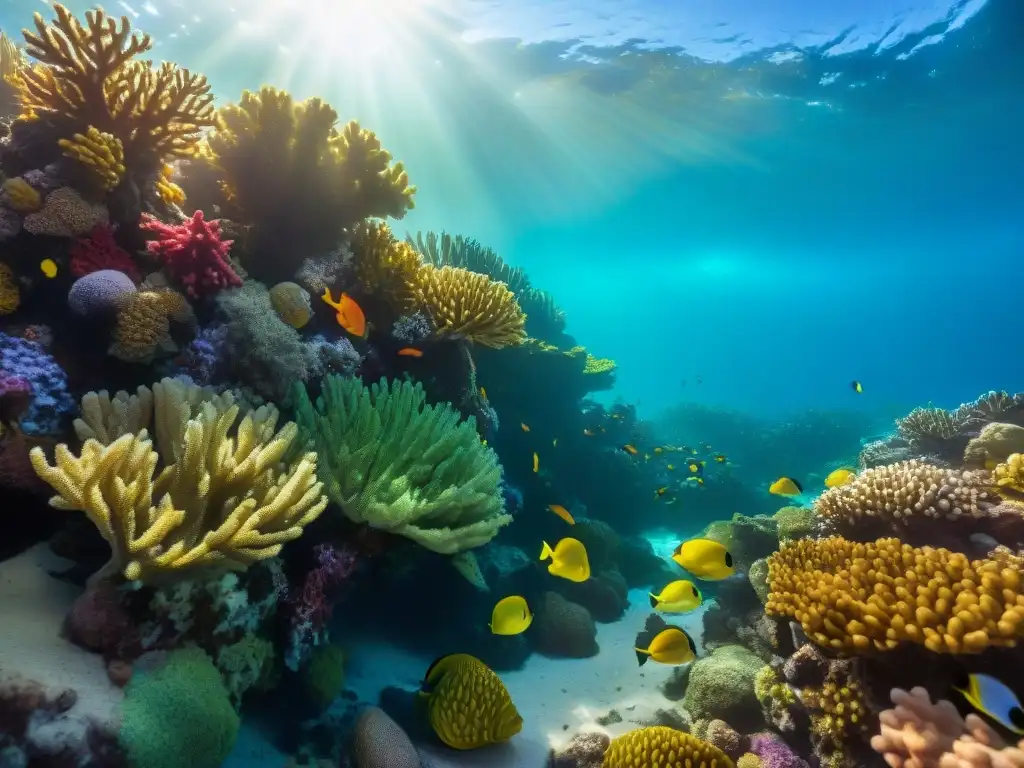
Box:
[539,541,553,561]
[634,648,649,667]
[649,593,659,608]
[1009,706,1024,734]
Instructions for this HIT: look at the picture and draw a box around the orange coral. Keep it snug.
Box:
[108,289,193,363]
[766,536,1024,654]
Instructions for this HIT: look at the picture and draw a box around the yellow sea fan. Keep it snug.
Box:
[59,126,125,190]
[415,264,526,349]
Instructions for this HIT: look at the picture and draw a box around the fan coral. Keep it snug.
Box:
[70,224,139,280]
[141,211,241,299]
[58,126,125,190]
[23,186,108,237]
[0,332,75,435]
[602,727,735,768]
[0,262,19,315]
[408,230,531,296]
[12,4,216,168]
[110,289,194,363]
[68,269,136,316]
[30,378,328,584]
[293,375,511,554]
[192,86,415,282]
[813,460,1001,540]
[2,176,42,212]
[416,264,527,348]
[350,220,424,313]
[766,536,1024,654]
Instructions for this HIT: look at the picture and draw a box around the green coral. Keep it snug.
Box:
[120,648,239,768]
[681,644,765,732]
[303,644,346,711]
[293,376,512,554]
[216,635,276,708]
[774,505,816,541]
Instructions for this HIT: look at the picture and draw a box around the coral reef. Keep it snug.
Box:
[682,644,765,733]
[0,332,75,435]
[69,224,140,280]
[415,264,527,348]
[602,727,736,768]
[141,210,241,298]
[350,706,421,767]
[533,591,599,658]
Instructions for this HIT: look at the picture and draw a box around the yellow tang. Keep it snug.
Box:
[769,476,803,496]
[490,596,532,636]
[671,538,734,581]
[649,580,702,614]
[532,452,539,473]
[634,615,697,667]
[39,258,58,278]
[539,538,590,583]
[824,468,856,488]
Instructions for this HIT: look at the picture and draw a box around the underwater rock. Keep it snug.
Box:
[682,644,765,733]
[748,558,770,604]
[534,591,598,658]
[548,730,610,768]
[558,568,629,623]
[64,580,139,659]
[618,535,678,588]
[351,706,421,768]
[572,518,621,572]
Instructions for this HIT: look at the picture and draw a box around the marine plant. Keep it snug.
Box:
[293,375,512,554]
[29,377,328,584]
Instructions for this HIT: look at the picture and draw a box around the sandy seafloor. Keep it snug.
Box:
[224,588,707,767]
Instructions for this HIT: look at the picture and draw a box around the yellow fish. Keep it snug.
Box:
[539,538,590,583]
[769,477,803,496]
[583,428,595,437]
[713,454,727,463]
[622,444,638,456]
[954,673,1024,735]
[532,452,539,473]
[687,461,703,475]
[649,580,702,613]
[521,422,530,432]
[824,468,856,488]
[39,258,57,278]
[548,504,575,525]
[479,386,487,399]
[489,596,532,636]
[851,380,863,394]
[671,538,734,581]
[667,464,675,471]
[634,615,696,667]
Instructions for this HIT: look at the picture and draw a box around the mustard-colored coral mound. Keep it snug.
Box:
[802,666,870,764]
[993,453,1024,502]
[109,289,193,363]
[59,126,125,190]
[13,5,215,166]
[0,263,19,315]
[766,536,1024,654]
[2,177,42,212]
[22,186,108,237]
[602,726,735,768]
[415,264,526,348]
[350,220,423,312]
[419,654,522,750]
[813,460,998,538]
[29,378,327,584]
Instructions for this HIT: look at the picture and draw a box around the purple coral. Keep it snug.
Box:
[391,311,432,344]
[286,544,356,670]
[0,333,75,436]
[0,374,32,425]
[177,324,229,386]
[67,269,137,316]
[749,733,811,768]
[308,334,363,377]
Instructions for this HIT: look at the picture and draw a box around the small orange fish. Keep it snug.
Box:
[521,423,531,433]
[622,444,638,456]
[533,452,539,473]
[397,347,423,357]
[321,288,367,338]
[583,429,595,437]
[548,504,575,525]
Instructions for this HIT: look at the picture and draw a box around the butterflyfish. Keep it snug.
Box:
[824,468,856,488]
[521,423,530,432]
[321,288,367,338]
[634,614,696,667]
[769,477,803,496]
[954,673,1024,735]
[671,538,735,580]
[532,452,539,473]
[552,438,558,447]
[489,596,532,636]
[39,258,58,278]
[851,380,863,393]
[649,580,702,614]
[548,504,575,525]
[398,347,423,357]
[539,538,590,583]
[622,444,638,456]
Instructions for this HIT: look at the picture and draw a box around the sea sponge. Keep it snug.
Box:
[2,176,42,212]
[350,220,423,312]
[534,591,599,658]
[415,264,527,348]
[736,755,762,768]
[418,653,522,750]
[0,262,20,315]
[303,644,345,711]
[682,645,765,733]
[293,375,510,555]
[22,186,108,237]
[765,536,1024,654]
[351,706,420,768]
[812,460,998,540]
[601,727,735,768]
[59,125,126,190]
[109,289,194,363]
[216,635,275,708]
[68,269,136,316]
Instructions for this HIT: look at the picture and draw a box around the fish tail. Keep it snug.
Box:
[634,648,649,667]
[648,593,659,608]
[539,541,553,562]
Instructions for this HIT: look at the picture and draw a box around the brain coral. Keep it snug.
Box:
[534,591,598,658]
[766,536,1024,654]
[68,269,136,316]
[602,726,735,768]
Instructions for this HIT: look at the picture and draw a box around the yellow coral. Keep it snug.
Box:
[993,453,1024,502]
[1,177,41,212]
[59,126,125,190]
[766,536,1024,654]
[418,654,522,750]
[29,378,327,584]
[0,263,20,315]
[349,220,423,312]
[12,5,215,164]
[803,667,870,765]
[754,665,796,710]
[155,164,185,206]
[602,726,734,768]
[109,289,193,363]
[583,353,617,376]
[736,755,762,768]
[415,264,526,348]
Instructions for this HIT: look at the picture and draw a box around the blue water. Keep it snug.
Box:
[4,0,1018,420]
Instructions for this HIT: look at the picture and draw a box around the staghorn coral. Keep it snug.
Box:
[30,377,328,584]
[813,460,1002,542]
[765,536,1024,654]
[141,210,241,299]
[2,176,42,211]
[22,185,108,236]
[416,264,527,348]
[408,230,531,296]
[59,125,125,190]
[109,288,194,363]
[602,727,735,768]
[0,262,20,315]
[349,220,423,313]
[12,4,216,167]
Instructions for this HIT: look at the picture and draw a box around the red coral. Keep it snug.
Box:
[140,210,241,298]
[70,224,140,281]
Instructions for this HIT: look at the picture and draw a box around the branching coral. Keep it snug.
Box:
[350,220,423,312]
[415,264,527,348]
[109,289,194,363]
[59,126,125,190]
[408,230,531,296]
[70,224,139,280]
[12,4,216,168]
[293,375,511,554]
[141,210,241,298]
[766,536,1024,654]
[29,377,328,584]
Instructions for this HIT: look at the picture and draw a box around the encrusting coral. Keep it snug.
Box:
[601,726,736,768]
[766,536,1024,654]
[415,264,527,349]
[293,375,511,555]
[29,377,328,584]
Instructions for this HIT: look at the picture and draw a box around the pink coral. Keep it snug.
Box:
[140,210,241,298]
[70,224,140,281]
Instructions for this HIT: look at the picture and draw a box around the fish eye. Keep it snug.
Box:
[725,552,733,567]
[1010,706,1024,729]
